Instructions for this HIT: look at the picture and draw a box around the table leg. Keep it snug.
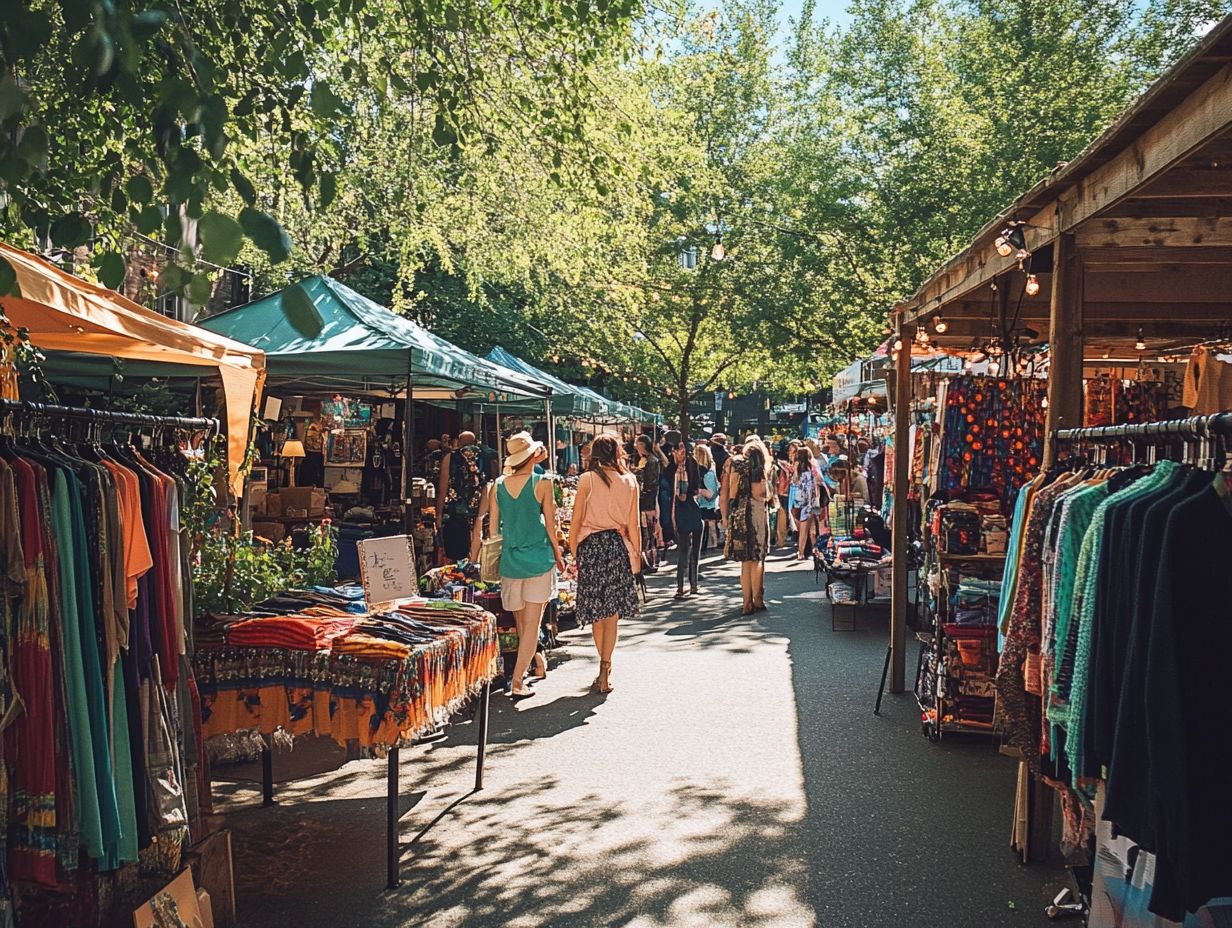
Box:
[387,747,401,889]
[474,681,491,791]
[261,741,275,807]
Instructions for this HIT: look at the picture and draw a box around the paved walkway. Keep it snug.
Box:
[215,551,1065,928]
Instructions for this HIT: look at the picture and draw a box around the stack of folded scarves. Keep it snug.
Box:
[226,615,356,650]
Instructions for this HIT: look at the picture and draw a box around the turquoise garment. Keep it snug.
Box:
[997,481,1033,637]
[698,468,720,510]
[52,471,121,864]
[1045,481,1107,724]
[497,473,557,579]
[1065,462,1176,779]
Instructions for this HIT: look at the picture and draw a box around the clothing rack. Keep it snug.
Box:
[1055,412,1232,443]
[0,397,219,432]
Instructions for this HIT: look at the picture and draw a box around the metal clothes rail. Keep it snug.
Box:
[0,397,220,432]
[1055,412,1232,443]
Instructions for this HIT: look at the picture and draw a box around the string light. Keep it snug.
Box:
[1135,328,1147,351]
[933,315,948,334]
[710,235,725,262]
[892,337,903,352]
[1024,274,1040,297]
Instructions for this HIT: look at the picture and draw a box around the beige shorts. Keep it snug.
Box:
[500,569,557,611]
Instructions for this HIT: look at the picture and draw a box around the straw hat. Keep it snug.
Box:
[503,431,545,474]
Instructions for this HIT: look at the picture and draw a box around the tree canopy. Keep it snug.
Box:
[2,0,1228,426]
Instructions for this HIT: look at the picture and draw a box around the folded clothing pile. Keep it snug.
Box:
[226,615,357,650]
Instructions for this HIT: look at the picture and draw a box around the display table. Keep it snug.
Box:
[193,600,499,888]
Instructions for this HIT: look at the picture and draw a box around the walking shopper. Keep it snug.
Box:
[657,429,680,549]
[633,435,665,573]
[721,435,772,615]
[437,430,490,563]
[791,446,822,560]
[668,439,703,598]
[570,435,641,694]
[471,433,564,699]
[774,440,799,548]
[694,443,720,552]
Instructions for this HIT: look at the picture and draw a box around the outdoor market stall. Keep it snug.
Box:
[0,241,265,495]
[0,243,268,928]
[198,276,552,570]
[886,19,1232,925]
[192,594,500,890]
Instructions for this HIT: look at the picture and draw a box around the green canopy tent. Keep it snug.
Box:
[198,275,553,508]
[198,275,550,402]
[484,347,661,426]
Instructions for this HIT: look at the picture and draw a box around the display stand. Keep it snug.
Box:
[253,683,490,889]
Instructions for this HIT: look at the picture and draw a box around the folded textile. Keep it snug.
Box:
[226,616,356,650]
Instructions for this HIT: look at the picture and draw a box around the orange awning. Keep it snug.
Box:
[0,242,266,494]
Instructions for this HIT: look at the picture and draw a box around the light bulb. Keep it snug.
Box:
[918,330,931,345]
[1135,328,1146,351]
[995,234,1012,257]
[934,316,947,334]
[1041,396,1049,409]
[892,338,903,352]
[1025,274,1040,297]
[963,357,974,371]
[711,238,725,261]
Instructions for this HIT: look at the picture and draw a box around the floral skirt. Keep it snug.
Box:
[575,530,639,627]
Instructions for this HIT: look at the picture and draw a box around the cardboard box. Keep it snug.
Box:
[252,522,286,544]
[279,487,326,516]
[184,829,236,928]
[133,869,202,928]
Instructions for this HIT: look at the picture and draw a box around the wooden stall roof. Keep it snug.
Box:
[892,15,1232,352]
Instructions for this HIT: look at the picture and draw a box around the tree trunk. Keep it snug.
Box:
[678,397,691,438]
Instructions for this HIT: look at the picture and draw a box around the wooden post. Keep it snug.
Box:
[1042,234,1084,467]
[890,323,913,693]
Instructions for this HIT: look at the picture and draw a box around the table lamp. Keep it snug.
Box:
[280,439,306,487]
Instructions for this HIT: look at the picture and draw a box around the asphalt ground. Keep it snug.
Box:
[213,546,1066,928]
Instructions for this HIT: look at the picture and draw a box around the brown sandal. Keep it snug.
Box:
[593,661,613,693]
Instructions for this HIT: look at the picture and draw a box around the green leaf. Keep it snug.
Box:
[158,262,188,293]
[126,174,154,204]
[50,212,92,248]
[188,272,214,305]
[283,282,324,338]
[309,81,345,117]
[0,257,20,298]
[164,210,183,247]
[134,204,162,235]
[94,251,126,289]
[230,166,257,206]
[239,207,292,263]
[432,114,457,148]
[318,172,337,210]
[198,210,245,266]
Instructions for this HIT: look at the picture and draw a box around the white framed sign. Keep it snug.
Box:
[357,535,418,608]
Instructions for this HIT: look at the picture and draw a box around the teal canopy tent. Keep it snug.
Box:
[198,275,550,401]
[485,347,661,425]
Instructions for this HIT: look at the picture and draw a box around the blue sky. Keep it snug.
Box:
[774,0,853,34]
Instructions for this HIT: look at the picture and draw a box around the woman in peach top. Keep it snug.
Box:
[568,434,641,693]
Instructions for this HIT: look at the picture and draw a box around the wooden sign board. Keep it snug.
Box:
[133,868,205,928]
[358,535,418,608]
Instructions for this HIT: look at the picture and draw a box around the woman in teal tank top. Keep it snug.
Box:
[471,432,564,699]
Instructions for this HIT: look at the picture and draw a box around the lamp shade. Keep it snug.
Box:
[280,439,307,459]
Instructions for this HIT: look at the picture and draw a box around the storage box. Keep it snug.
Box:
[183,829,235,928]
[280,486,327,516]
[252,522,286,544]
